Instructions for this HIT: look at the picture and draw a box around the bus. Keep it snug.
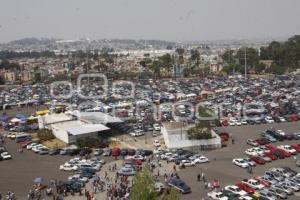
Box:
[15,133,31,143]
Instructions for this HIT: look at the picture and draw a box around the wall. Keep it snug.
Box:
[162,126,221,150]
[51,125,69,144]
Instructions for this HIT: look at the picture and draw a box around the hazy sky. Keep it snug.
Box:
[0,0,300,43]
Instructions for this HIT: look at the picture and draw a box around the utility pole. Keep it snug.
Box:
[244,47,247,79]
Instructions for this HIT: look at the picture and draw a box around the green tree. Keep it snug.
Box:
[0,76,5,85]
[175,48,184,55]
[265,64,286,75]
[162,188,181,200]
[130,167,157,200]
[37,128,55,141]
[255,63,266,74]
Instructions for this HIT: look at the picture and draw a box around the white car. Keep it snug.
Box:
[192,155,209,164]
[260,155,272,162]
[224,185,247,196]
[26,142,37,150]
[232,158,249,168]
[125,155,145,161]
[1,152,12,160]
[241,119,248,125]
[129,130,144,137]
[259,146,271,154]
[32,144,45,153]
[153,140,161,147]
[160,152,173,160]
[242,158,256,166]
[229,119,236,126]
[278,116,286,122]
[239,196,254,200]
[180,160,195,167]
[242,179,265,190]
[207,191,228,200]
[245,148,264,156]
[276,130,286,136]
[153,124,161,131]
[59,163,78,171]
[265,116,274,123]
[235,120,242,126]
[277,145,297,155]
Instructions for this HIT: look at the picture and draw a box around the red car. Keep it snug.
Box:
[265,144,275,150]
[289,114,298,121]
[290,144,300,153]
[253,176,270,187]
[20,140,31,148]
[250,156,266,165]
[264,152,277,160]
[222,119,229,126]
[219,132,229,141]
[275,148,291,157]
[255,138,269,145]
[235,182,255,194]
[124,158,142,166]
[111,147,121,157]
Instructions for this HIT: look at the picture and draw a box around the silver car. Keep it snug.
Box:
[281,181,300,192]
[267,188,288,199]
[271,184,293,195]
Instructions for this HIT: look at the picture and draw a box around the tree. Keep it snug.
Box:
[162,188,180,200]
[130,167,157,200]
[255,63,266,74]
[37,128,55,141]
[0,76,5,85]
[175,48,184,55]
[265,64,286,75]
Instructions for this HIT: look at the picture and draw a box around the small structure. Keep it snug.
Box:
[161,122,221,150]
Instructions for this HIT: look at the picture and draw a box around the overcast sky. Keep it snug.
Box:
[0,0,299,43]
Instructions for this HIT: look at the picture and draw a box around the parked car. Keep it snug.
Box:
[233,158,249,168]
[224,185,247,196]
[118,167,136,176]
[207,191,228,200]
[49,148,60,155]
[168,178,191,194]
[235,182,255,194]
[1,152,12,160]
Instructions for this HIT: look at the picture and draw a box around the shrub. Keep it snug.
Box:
[76,137,109,148]
[37,128,55,141]
[187,120,213,140]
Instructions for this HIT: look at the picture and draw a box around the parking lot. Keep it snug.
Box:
[0,139,72,198]
[173,121,300,199]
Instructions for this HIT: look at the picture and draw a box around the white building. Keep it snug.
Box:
[38,112,122,144]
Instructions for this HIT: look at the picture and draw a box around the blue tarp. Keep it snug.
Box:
[0,115,8,121]
[16,114,26,120]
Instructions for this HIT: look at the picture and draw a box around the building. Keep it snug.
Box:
[51,121,109,144]
[259,60,274,68]
[4,71,16,83]
[20,70,32,82]
[38,112,122,144]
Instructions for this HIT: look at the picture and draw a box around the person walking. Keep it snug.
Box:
[197,174,201,182]
[201,172,205,182]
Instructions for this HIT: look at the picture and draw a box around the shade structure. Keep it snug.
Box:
[33,177,43,184]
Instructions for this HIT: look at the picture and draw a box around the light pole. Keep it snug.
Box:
[244,47,247,79]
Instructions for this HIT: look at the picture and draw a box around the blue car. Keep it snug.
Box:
[261,132,277,143]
